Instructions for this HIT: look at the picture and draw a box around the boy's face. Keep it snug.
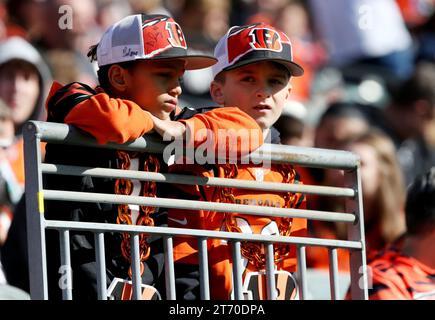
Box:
[211,61,291,130]
[0,60,40,125]
[123,59,185,120]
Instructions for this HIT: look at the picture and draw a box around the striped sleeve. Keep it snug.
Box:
[179,106,264,157]
[45,82,154,144]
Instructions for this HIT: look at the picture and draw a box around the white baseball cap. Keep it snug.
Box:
[212,23,304,78]
[96,14,217,70]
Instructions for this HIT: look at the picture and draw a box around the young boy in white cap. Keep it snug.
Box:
[43,14,263,300]
[168,23,307,300]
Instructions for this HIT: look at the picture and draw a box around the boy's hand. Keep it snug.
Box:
[149,113,186,140]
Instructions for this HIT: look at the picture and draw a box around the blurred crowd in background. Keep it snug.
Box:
[1,0,435,299]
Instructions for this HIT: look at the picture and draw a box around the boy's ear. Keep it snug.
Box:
[210,80,225,105]
[108,65,128,92]
[286,83,293,99]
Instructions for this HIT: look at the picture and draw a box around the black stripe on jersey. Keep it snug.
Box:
[369,283,389,295]
[294,193,305,209]
[173,106,199,121]
[47,93,93,122]
[47,82,96,122]
[293,172,305,208]
[173,106,219,121]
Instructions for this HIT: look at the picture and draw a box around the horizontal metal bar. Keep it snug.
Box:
[41,163,355,198]
[43,189,355,223]
[44,220,362,250]
[243,144,360,169]
[29,121,359,169]
[27,121,166,154]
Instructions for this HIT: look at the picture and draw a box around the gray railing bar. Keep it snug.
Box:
[328,248,340,300]
[28,121,166,154]
[163,236,176,300]
[344,169,368,300]
[198,237,210,300]
[231,241,244,300]
[243,144,359,169]
[265,243,276,300]
[59,230,72,300]
[43,190,356,223]
[29,121,359,169]
[297,246,307,300]
[45,220,363,250]
[23,123,47,300]
[41,163,355,198]
[130,234,142,300]
[94,232,107,300]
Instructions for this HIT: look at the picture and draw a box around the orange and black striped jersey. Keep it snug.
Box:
[368,249,435,300]
[46,82,154,144]
[43,81,263,299]
[168,162,306,299]
[45,81,263,153]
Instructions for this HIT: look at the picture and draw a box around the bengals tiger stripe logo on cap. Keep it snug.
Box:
[141,16,187,57]
[226,24,288,64]
[212,22,303,78]
[166,21,187,49]
[249,28,283,52]
[96,14,216,69]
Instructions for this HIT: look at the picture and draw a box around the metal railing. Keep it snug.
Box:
[23,120,368,300]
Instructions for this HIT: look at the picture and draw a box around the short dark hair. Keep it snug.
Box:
[392,62,435,108]
[320,102,369,124]
[405,167,435,235]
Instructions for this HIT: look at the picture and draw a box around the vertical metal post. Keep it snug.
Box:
[95,232,107,300]
[164,236,176,300]
[231,241,244,300]
[265,243,276,300]
[344,166,368,300]
[328,248,340,300]
[23,122,48,300]
[198,237,210,300]
[130,234,141,300]
[297,246,307,300]
[59,230,72,300]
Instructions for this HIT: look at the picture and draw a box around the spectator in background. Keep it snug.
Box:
[383,62,435,186]
[274,99,311,147]
[4,0,44,41]
[245,0,289,26]
[0,100,29,300]
[314,102,370,151]
[307,102,371,271]
[175,0,232,108]
[345,130,407,255]
[0,36,51,292]
[311,101,372,215]
[127,0,170,16]
[368,167,435,300]
[176,0,231,64]
[276,0,327,103]
[396,0,435,29]
[0,101,21,246]
[37,0,101,55]
[0,36,51,186]
[96,0,132,30]
[44,49,98,88]
[308,0,414,81]
[308,128,407,273]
